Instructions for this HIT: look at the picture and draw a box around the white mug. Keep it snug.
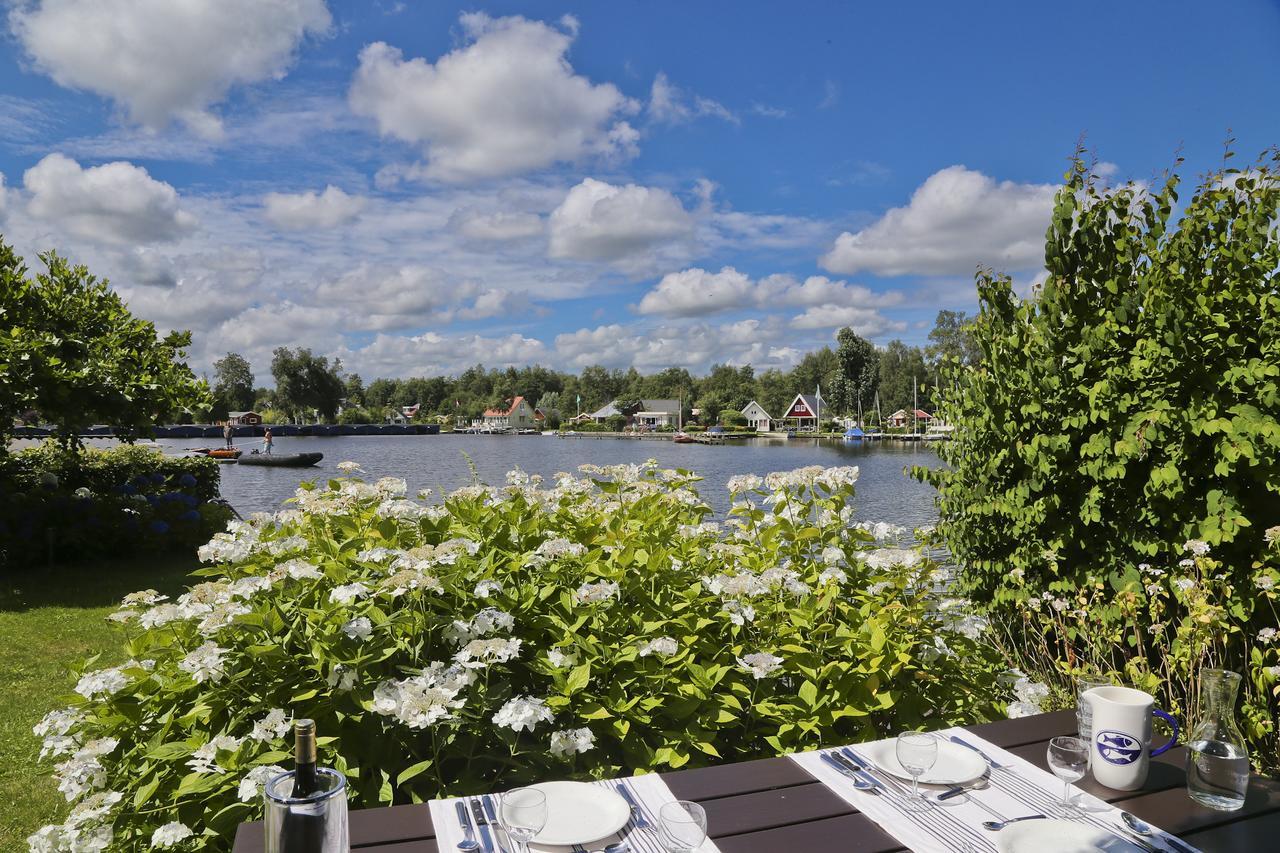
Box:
[1082,686,1179,791]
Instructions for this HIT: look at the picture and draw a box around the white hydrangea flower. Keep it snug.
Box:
[818,567,848,586]
[336,461,364,474]
[238,764,286,802]
[864,548,922,570]
[121,589,167,607]
[1258,627,1277,644]
[737,652,783,679]
[1266,525,1280,545]
[726,474,763,494]
[820,546,845,566]
[188,734,241,774]
[474,579,503,599]
[342,617,374,641]
[327,665,357,691]
[1254,575,1275,591]
[1173,578,1197,592]
[723,600,756,626]
[549,727,595,757]
[637,637,678,658]
[275,558,322,580]
[74,667,129,699]
[575,580,620,604]
[492,696,554,733]
[454,637,522,668]
[376,476,408,496]
[1182,539,1210,556]
[373,675,466,729]
[857,521,907,541]
[249,709,291,743]
[178,642,229,684]
[1266,665,1280,678]
[150,821,193,848]
[547,648,578,668]
[329,582,370,605]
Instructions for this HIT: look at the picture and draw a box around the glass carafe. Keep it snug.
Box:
[1185,669,1248,811]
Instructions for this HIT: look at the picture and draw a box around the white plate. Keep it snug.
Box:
[862,740,988,785]
[996,818,1145,852]
[525,781,631,846]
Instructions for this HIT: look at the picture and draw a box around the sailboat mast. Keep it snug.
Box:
[913,376,918,438]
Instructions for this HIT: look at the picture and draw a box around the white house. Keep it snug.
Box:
[591,399,682,428]
[741,400,774,432]
[783,392,826,431]
[483,396,538,430]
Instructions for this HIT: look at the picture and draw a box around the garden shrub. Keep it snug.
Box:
[31,461,1004,850]
[1,443,227,567]
[923,150,1280,769]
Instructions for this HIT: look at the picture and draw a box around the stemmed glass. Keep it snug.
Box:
[1047,736,1090,813]
[498,787,548,853]
[658,800,707,852]
[896,730,938,811]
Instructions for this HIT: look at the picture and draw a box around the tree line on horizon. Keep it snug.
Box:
[209,311,980,427]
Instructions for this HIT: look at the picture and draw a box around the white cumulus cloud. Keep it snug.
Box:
[549,178,693,268]
[820,165,1057,277]
[263,185,366,230]
[22,153,197,245]
[637,267,903,319]
[348,13,638,182]
[10,0,331,137]
[648,72,737,125]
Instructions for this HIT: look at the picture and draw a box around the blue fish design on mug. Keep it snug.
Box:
[1095,730,1143,765]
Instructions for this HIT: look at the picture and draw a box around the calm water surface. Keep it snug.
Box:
[151,435,941,524]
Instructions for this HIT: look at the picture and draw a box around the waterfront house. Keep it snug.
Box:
[741,400,775,432]
[228,410,262,426]
[590,399,682,428]
[483,396,538,430]
[783,393,826,431]
[887,408,933,428]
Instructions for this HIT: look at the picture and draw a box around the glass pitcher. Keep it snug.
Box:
[1185,669,1249,811]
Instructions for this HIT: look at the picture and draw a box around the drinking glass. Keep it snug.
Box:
[658,800,707,852]
[895,730,938,811]
[263,768,348,853]
[1047,736,1090,812]
[498,787,547,853]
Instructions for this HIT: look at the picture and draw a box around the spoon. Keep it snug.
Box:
[982,814,1048,831]
[1121,811,1197,853]
[454,801,480,852]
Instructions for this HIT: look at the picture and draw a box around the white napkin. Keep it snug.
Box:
[428,772,720,853]
[788,726,1199,853]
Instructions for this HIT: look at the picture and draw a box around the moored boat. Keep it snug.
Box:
[237,451,323,468]
[672,431,694,443]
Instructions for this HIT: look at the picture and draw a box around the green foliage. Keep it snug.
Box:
[877,340,931,419]
[211,354,254,419]
[0,444,228,566]
[926,310,981,368]
[923,148,1280,770]
[0,241,210,448]
[35,463,1005,849]
[270,347,346,422]
[832,328,879,417]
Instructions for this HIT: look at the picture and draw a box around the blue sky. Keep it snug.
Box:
[1,0,1278,380]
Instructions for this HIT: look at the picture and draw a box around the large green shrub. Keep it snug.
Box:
[31,462,1004,850]
[923,150,1280,767]
[1,444,226,567]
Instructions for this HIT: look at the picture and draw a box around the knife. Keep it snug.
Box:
[949,735,1006,769]
[469,797,495,853]
[481,795,510,853]
[831,750,885,790]
[615,782,652,829]
[820,753,881,794]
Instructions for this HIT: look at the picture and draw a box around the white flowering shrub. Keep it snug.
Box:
[31,462,1004,850]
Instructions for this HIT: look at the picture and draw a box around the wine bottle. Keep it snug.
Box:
[279,719,325,852]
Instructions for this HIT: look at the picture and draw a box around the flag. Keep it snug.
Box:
[576,393,581,404]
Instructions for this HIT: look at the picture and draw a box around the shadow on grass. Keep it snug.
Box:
[0,551,201,612]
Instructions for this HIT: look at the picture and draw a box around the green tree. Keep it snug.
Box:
[832,327,879,420]
[270,347,346,422]
[0,243,209,448]
[343,373,366,408]
[924,149,1280,605]
[926,309,982,367]
[789,346,839,402]
[211,352,255,417]
[877,340,929,419]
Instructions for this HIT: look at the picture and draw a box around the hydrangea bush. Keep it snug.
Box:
[31,461,1005,850]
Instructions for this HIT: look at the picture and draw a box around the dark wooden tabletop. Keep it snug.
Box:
[233,710,1280,852]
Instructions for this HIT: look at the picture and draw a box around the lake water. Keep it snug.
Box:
[148,435,941,524]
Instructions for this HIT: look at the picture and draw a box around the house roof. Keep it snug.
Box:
[785,393,825,418]
[484,395,527,417]
[888,408,933,419]
[591,398,680,418]
[741,400,773,419]
[228,411,259,418]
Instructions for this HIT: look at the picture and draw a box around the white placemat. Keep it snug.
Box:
[788,727,1200,853]
[429,772,721,853]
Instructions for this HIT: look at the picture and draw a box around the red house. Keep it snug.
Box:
[784,392,826,431]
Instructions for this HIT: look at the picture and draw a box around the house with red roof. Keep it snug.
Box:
[483,396,537,430]
[887,408,933,428]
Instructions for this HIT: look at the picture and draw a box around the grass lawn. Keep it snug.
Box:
[0,552,200,850]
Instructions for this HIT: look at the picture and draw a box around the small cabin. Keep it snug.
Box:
[784,393,826,431]
[741,400,774,432]
[887,408,934,428]
[484,396,538,430]
[228,410,262,426]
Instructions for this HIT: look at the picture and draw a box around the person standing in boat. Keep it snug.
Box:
[223,420,234,448]
[262,427,273,455]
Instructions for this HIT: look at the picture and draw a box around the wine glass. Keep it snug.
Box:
[658,800,707,853]
[1047,736,1090,812]
[498,787,547,853]
[896,730,938,811]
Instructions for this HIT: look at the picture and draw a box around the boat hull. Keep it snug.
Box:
[237,452,324,468]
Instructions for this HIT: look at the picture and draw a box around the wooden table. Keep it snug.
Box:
[233,710,1280,852]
